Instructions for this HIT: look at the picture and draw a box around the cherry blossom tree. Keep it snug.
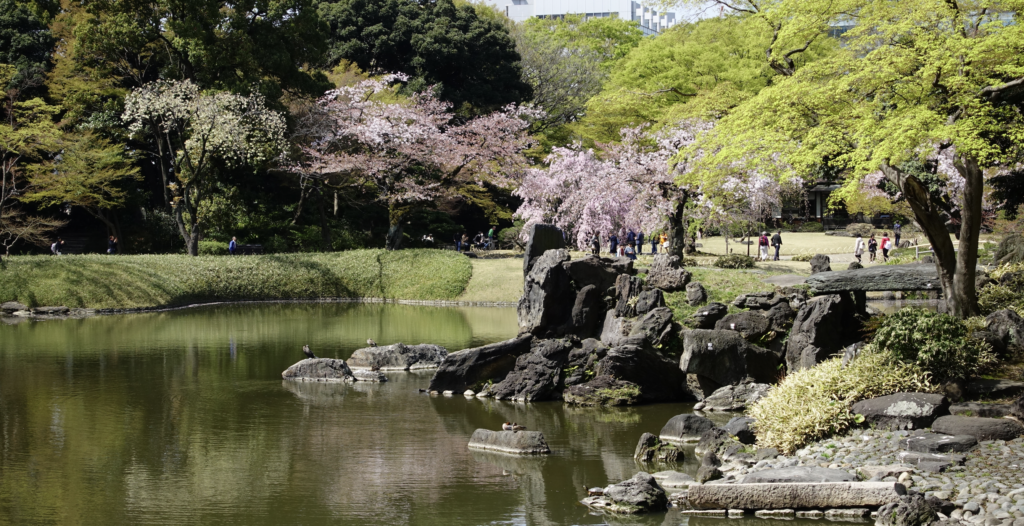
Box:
[287,75,539,250]
[123,80,287,256]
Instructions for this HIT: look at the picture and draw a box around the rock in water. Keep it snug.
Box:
[723,416,757,445]
[696,451,723,483]
[681,330,779,394]
[281,358,356,382]
[486,339,573,402]
[347,343,448,371]
[427,335,533,393]
[581,472,668,514]
[467,429,551,455]
[522,223,566,276]
[874,494,939,526]
[809,254,832,274]
[659,414,717,443]
[634,432,684,463]
[850,393,949,431]
[563,376,640,407]
[0,301,28,314]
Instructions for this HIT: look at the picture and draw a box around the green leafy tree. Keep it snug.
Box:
[0,0,54,90]
[21,132,141,249]
[319,0,531,115]
[684,0,1024,317]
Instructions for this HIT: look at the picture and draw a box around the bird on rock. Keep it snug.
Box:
[502,422,526,432]
[367,339,377,347]
[302,345,316,359]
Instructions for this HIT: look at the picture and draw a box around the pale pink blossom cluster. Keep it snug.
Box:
[287,75,541,209]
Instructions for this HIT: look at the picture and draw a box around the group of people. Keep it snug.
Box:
[853,230,896,263]
[590,229,670,261]
[48,235,119,255]
[453,228,495,252]
[757,231,784,261]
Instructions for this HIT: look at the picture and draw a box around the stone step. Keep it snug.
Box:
[899,432,977,453]
[687,481,905,510]
[949,402,1013,418]
[931,415,1024,441]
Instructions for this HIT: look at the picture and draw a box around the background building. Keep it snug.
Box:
[486,0,677,34]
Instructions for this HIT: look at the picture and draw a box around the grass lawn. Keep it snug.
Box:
[458,254,524,303]
[0,249,473,309]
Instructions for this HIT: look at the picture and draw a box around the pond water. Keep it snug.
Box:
[0,303,830,526]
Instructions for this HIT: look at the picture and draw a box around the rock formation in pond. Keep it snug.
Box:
[581,472,668,514]
[282,358,357,382]
[467,429,551,455]
[634,432,684,463]
[522,223,565,276]
[427,335,533,393]
[680,330,779,397]
[347,343,448,371]
[659,414,717,443]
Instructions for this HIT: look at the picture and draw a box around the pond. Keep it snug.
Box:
[0,303,826,525]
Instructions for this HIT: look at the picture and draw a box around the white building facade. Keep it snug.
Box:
[488,0,676,34]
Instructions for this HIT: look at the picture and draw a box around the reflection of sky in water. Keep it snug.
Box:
[2,303,830,525]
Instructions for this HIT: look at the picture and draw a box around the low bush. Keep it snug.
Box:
[750,350,935,453]
[872,308,996,382]
[792,253,815,262]
[800,222,824,232]
[979,263,1024,314]
[714,254,755,269]
[198,240,227,255]
[846,223,875,238]
[883,251,917,265]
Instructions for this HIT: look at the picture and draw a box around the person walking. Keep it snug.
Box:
[487,227,495,249]
[229,237,238,255]
[107,236,118,254]
[608,233,619,256]
[51,238,60,255]
[625,229,636,249]
[880,232,891,262]
[590,234,600,256]
[771,230,783,261]
[453,232,461,252]
[651,235,658,255]
[868,234,878,262]
[854,234,865,263]
[660,232,668,251]
[758,231,770,261]
[893,222,902,248]
[636,230,644,255]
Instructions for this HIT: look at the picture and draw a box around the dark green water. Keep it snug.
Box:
[0,303,817,526]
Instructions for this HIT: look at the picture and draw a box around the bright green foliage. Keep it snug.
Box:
[979,263,1024,315]
[320,0,531,115]
[750,350,936,453]
[0,249,473,308]
[519,15,642,65]
[872,308,996,382]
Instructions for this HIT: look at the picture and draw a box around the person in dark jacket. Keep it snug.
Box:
[608,233,619,255]
[770,230,782,261]
[229,237,238,255]
[650,235,658,255]
[637,231,645,254]
[625,229,636,247]
[590,234,600,256]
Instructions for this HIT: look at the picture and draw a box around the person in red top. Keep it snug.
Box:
[880,232,891,262]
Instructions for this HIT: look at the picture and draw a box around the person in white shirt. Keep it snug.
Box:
[854,234,865,263]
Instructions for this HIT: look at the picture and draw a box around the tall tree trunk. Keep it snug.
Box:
[666,191,690,260]
[386,204,405,251]
[881,164,972,316]
[951,155,983,317]
[154,133,171,211]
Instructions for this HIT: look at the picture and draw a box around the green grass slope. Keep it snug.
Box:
[0,250,473,309]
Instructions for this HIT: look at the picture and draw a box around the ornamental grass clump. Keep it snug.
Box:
[749,350,935,454]
[979,262,1024,315]
[872,308,996,382]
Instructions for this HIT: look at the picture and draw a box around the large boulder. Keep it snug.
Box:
[1012,394,1024,420]
[810,254,832,274]
[715,311,771,341]
[723,416,757,445]
[281,358,356,382]
[786,294,861,372]
[0,301,28,314]
[681,330,780,395]
[627,307,676,350]
[763,301,796,333]
[599,311,635,347]
[646,255,691,292]
[804,264,942,293]
[569,284,603,338]
[486,338,574,402]
[634,432,685,463]
[581,472,668,514]
[740,467,857,483]
[522,223,566,276]
[694,427,734,458]
[691,303,728,329]
[427,335,533,393]
[518,249,573,336]
[984,309,1024,357]
[694,383,771,412]
[562,256,619,292]
[592,344,688,403]
[930,415,1024,441]
[635,289,666,316]
[614,274,645,317]
[468,429,551,455]
[686,282,708,306]
[659,414,717,443]
[850,393,950,431]
[696,451,724,483]
[874,493,939,526]
[563,338,607,387]
[347,343,448,371]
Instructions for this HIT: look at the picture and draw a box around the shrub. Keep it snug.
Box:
[198,240,227,255]
[792,253,815,262]
[800,222,824,232]
[883,251,917,265]
[979,263,1024,314]
[750,350,935,453]
[846,223,874,238]
[498,221,526,251]
[872,308,996,382]
[714,254,755,269]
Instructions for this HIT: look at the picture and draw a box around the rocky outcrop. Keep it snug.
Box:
[0,301,28,314]
[691,303,728,329]
[660,414,717,443]
[518,249,574,337]
[686,282,708,306]
[681,330,779,396]
[653,470,697,490]
[282,358,356,382]
[581,472,668,514]
[352,369,388,382]
[646,255,691,289]
[694,383,770,412]
[467,429,551,455]
[569,284,603,338]
[634,289,666,316]
[930,415,1024,441]
[686,481,906,510]
[627,307,675,350]
[485,339,573,401]
[347,343,448,370]
[522,223,565,276]
[810,254,832,274]
[874,493,939,526]
[589,343,688,403]
[723,416,757,445]
[732,292,788,310]
[599,310,634,347]
[562,256,619,293]
[614,274,644,317]
[739,467,857,483]
[983,309,1024,357]
[715,311,771,341]
[786,294,861,372]
[427,335,533,393]
[634,432,685,463]
[563,375,640,406]
[850,393,950,431]
[696,451,724,483]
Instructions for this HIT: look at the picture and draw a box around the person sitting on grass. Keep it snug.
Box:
[624,243,637,261]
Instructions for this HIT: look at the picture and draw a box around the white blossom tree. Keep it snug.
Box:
[123,80,287,255]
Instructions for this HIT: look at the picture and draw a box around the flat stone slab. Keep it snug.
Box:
[899,433,977,453]
[687,481,906,510]
[851,392,949,431]
[895,452,965,473]
[31,306,70,315]
[931,415,1024,441]
[281,358,355,382]
[804,264,940,292]
[965,379,1024,398]
[467,429,550,455]
[949,403,1013,418]
[739,467,857,484]
[0,301,27,313]
[347,343,448,371]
